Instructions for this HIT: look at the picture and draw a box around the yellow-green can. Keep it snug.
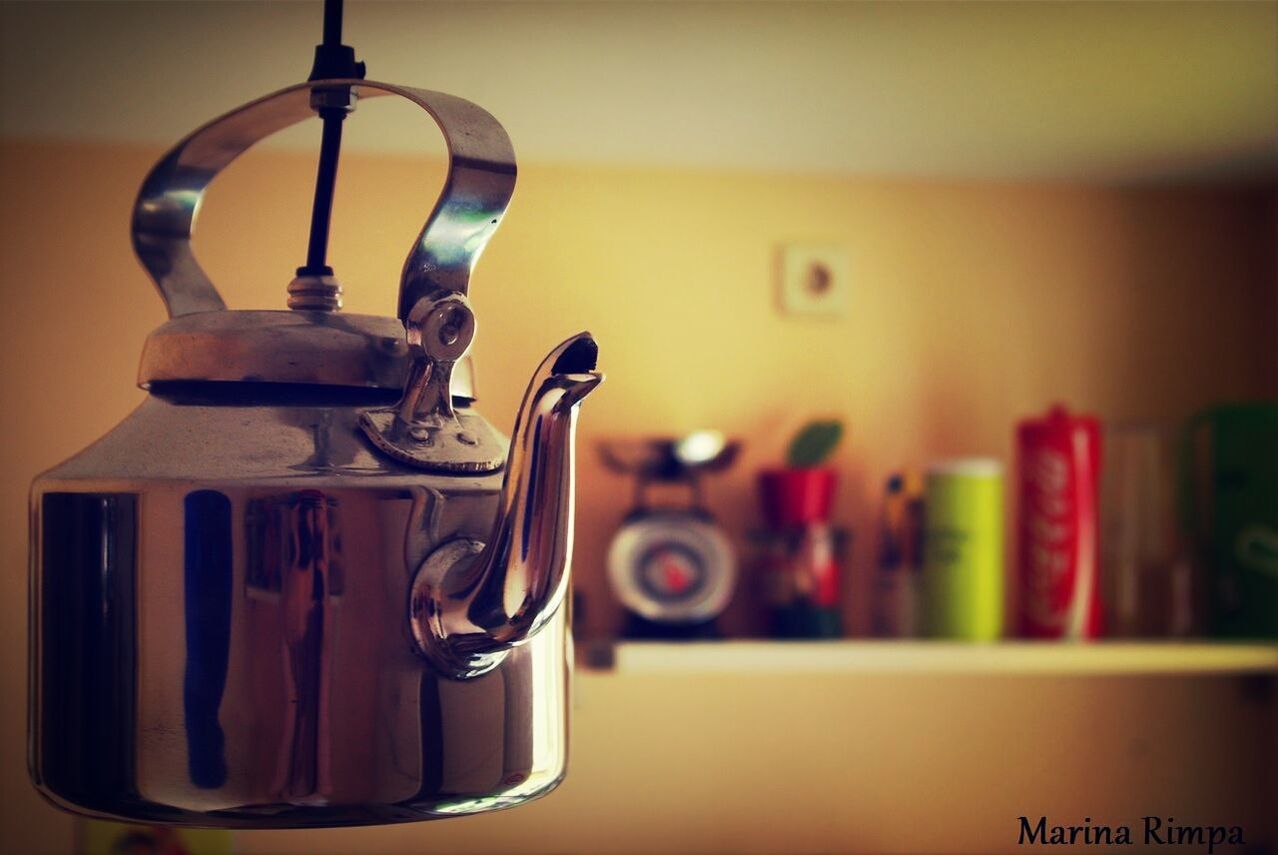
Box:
[923,459,1004,640]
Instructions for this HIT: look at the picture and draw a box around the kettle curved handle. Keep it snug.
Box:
[132,80,516,319]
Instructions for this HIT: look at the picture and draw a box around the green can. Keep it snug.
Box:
[923,459,1005,640]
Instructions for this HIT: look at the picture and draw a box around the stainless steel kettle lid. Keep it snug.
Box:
[131,80,516,400]
[137,310,476,400]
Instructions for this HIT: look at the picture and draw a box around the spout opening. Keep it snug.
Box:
[551,334,597,375]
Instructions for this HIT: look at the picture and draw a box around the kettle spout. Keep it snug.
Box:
[410,332,602,678]
[467,332,602,641]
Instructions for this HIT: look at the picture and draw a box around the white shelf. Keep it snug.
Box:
[582,640,1278,676]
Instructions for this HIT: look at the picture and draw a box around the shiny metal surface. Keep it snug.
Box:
[31,74,596,827]
[133,79,515,321]
[31,390,571,826]
[132,77,513,394]
[286,271,344,312]
[360,292,506,472]
[411,333,601,677]
[137,310,477,400]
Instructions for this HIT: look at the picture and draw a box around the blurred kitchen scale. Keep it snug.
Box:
[601,432,739,639]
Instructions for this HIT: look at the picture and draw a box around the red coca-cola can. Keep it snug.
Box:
[1016,405,1104,639]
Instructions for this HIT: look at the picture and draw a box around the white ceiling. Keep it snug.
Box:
[1,1,1275,181]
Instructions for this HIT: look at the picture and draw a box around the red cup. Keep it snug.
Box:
[757,467,838,528]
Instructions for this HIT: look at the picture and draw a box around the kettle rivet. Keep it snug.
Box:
[409,426,434,443]
[436,305,468,347]
[457,431,477,446]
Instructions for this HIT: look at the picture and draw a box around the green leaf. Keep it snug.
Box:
[786,420,844,468]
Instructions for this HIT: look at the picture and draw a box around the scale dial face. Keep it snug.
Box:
[607,512,736,622]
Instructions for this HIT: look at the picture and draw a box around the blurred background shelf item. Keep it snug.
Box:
[581,640,1278,676]
[601,433,741,640]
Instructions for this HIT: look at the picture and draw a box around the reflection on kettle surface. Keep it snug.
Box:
[34,474,569,826]
[258,491,344,802]
[183,490,233,791]
[33,493,140,815]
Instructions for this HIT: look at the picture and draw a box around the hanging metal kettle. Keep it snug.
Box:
[28,76,601,827]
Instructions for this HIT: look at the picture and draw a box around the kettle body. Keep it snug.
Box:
[32,394,567,827]
[29,80,600,827]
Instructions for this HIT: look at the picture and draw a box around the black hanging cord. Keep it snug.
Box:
[298,0,366,278]
[321,0,343,48]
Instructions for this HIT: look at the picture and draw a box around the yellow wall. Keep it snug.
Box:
[0,140,1274,852]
